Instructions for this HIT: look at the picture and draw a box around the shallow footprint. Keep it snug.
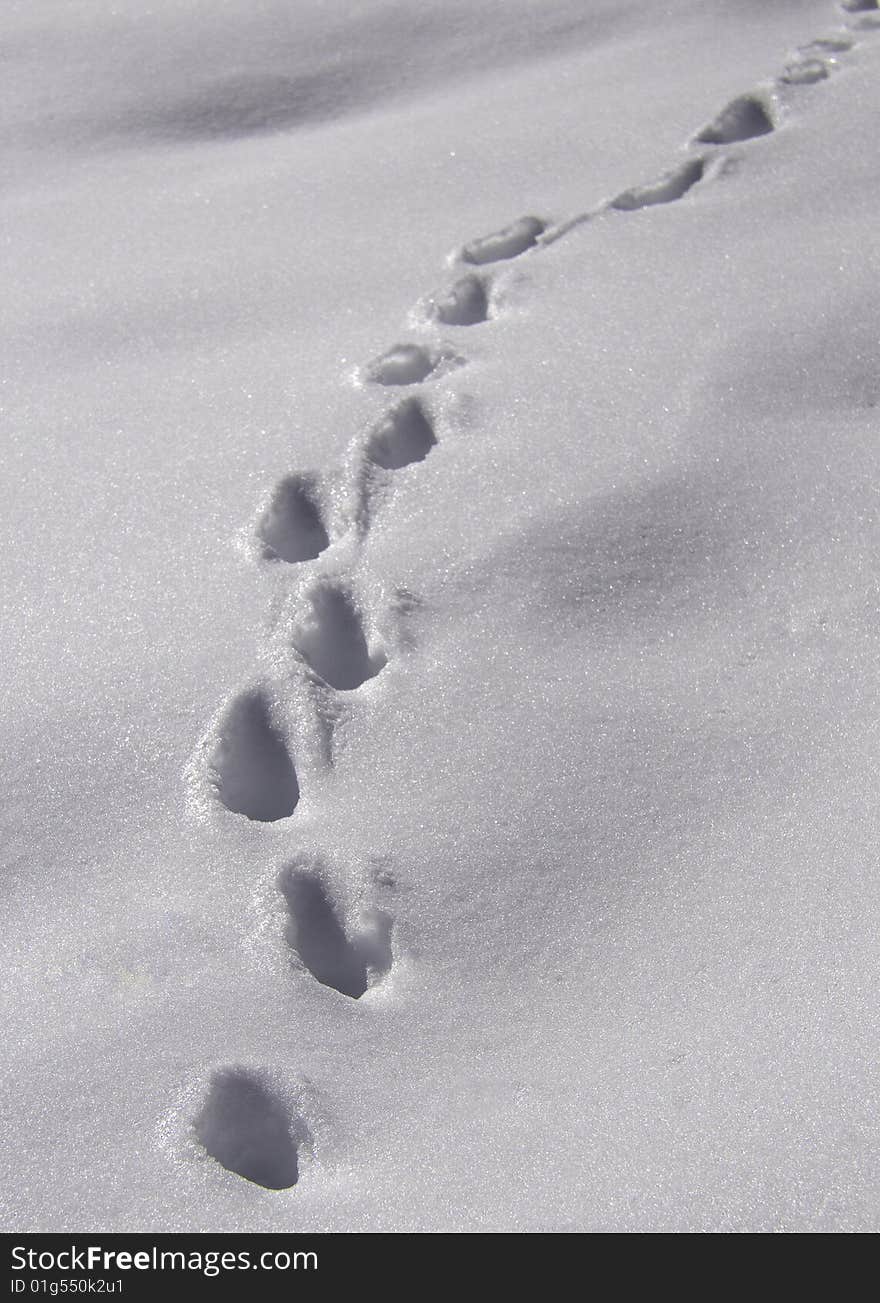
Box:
[611,157,706,211]
[256,474,329,563]
[280,861,393,999]
[801,36,853,52]
[291,584,385,690]
[427,273,490,326]
[780,58,829,85]
[365,343,441,386]
[696,94,775,144]
[194,1067,301,1189]
[366,397,436,470]
[210,690,299,822]
[461,216,545,265]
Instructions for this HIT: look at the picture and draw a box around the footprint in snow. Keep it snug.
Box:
[695,93,775,144]
[459,215,546,265]
[802,36,853,51]
[209,689,299,822]
[366,396,437,470]
[611,156,706,211]
[780,58,829,85]
[839,0,877,12]
[365,342,453,386]
[194,1067,303,1189]
[291,582,386,691]
[280,860,393,999]
[424,272,490,326]
[255,473,329,564]
[780,30,857,87]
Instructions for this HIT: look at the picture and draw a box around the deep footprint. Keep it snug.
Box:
[366,343,440,386]
[280,862,392,999]
[841,1,877,12]
[194,1068,300,1189]
[291,585,385,690]
[428,273,489,326]
[696,94,775,144]
[256,474,329,563]
[611,157,706,211]
[461,216,545,265]
[210,690,299,821]
[366,397,436,470]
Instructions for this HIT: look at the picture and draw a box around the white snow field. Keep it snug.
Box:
[1,0,879,1233]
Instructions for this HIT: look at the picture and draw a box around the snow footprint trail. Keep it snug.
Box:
[545,13,873,245]
[185,0,878,1190]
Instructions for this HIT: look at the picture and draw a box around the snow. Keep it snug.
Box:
[1,0,879,1233]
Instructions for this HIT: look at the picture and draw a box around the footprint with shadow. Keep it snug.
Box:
[611,156,707,211]
[366,396,437,470]
[280,859,393,999]
[365,342,460,386]
[255,473,330,564]
[695,92,776,144]
[194,1066,305,1189]
[346,397,438,542]
[290,582,386,690]
[424,272,490,326]
[209,689,299,822]
[459,215,546,265]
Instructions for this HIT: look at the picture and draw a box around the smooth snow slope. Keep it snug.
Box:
[1,0,879,1232]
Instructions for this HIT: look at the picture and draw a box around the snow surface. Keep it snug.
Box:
[1,0,879,1232]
